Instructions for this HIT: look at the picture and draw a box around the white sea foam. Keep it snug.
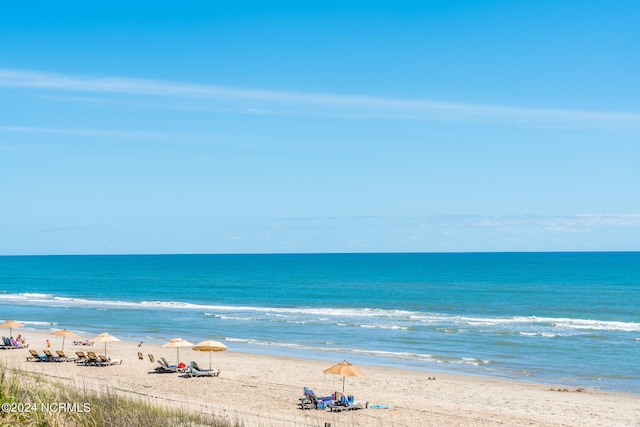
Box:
[1,292,54,300]
[359,324,410,330]
[2,292,638,333]
[449,315,640,333]
[520,331,557,338]
[222,337,494,367]
[212,315,243,321]
[225,337,437,362]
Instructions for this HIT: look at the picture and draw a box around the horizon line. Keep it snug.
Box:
[2,250,639,257]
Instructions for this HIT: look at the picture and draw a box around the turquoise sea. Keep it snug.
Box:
[1,252,639,394]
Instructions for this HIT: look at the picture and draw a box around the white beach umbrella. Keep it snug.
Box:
[91,332,121,357]
[162,338,194,364]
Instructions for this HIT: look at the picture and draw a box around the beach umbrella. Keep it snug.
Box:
[192,340,228,370]
[162,338,194,364]
[323,360,366,393]
[51,329,80,351]
[91,332,121,357]
[0,320,24,337]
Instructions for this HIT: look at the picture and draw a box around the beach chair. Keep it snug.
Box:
[154,358,179,373]
[27,349,48,362]
[148,354,155,362]
[186,361,220,378]
[0,341,26,350]
[85,352,103,366]
[56,351,78,362]
[43,349,62,362]
[0,337,18,349]
[99,354,122,365]
[298,388,335,410]
[299,393,317,410]
[164,357,188,372]
[75,351,89,365]
[327,392,368,412]
[138,352,143,360]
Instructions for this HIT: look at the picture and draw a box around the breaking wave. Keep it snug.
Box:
[1,292,638,335]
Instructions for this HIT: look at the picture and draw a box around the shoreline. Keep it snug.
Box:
[2,330,639,426]
[16,324,640,397]
[15,324,634,396]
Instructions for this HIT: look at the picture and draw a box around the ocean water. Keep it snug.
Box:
[1,252,639,394]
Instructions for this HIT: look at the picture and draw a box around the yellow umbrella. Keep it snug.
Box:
[91,333,121,357]
[51,329,81,351]
[0,320,24,337]
[323,360,365,393]
[192,340,228,370]
[162,338,194,364]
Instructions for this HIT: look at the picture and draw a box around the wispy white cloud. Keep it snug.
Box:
[449,214,640,230]
[239,214,640,252]
[270,214,640,231]
[573,213,640,226]
[2,68,640,128]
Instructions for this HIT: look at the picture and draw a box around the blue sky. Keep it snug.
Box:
[1,1,639,255]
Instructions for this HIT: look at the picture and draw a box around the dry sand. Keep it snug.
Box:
[2,331,639,426]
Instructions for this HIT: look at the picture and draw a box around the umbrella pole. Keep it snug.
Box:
[62,336,65,351]
[209,351,212,371]
[343,376,345,393]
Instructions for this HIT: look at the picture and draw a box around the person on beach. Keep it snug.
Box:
[16,334,25,345]
[46,339,51,348]
[138,342,143,347]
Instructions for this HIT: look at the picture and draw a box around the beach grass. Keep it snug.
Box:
[0,363,243,427]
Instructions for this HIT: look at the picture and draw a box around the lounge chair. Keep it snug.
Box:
[186,361,221,378]
[0,338,24,349]
[75,351,89,365]
[56,351,78,362]
[298,388,335,410]
[84,351,103,366]
[43,349,62,362]
[165,357,188,372]
[327,392,368,412]
[0,342,27,350]
[137,352,143,360]
[99,354,122,365]
[27,349,48,362]
[148,354,155,362]
[154,358,180,373]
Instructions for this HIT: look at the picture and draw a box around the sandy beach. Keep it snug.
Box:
[1,330,639,427]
